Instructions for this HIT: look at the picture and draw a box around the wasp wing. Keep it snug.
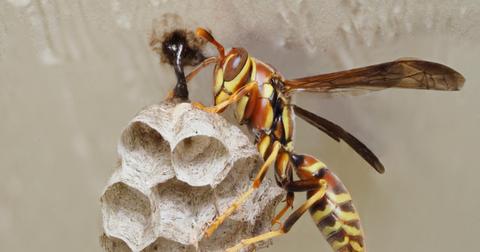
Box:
[293,105,385,174]
[285,60,465,94]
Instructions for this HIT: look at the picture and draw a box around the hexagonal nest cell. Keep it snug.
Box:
[101,102,285,252]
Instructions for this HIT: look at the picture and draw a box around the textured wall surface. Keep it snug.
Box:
[0,0,479,251]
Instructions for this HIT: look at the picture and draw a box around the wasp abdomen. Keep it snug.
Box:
[294,155,365,252]
[309,171,365,251]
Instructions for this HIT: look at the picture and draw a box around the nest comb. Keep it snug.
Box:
[100,102,285,251]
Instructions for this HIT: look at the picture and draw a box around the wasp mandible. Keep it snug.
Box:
[168,28,465,252]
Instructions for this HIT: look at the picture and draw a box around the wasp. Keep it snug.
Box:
[164,28,465,252]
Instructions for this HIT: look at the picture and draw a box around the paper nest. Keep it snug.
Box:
[100,102,285,252]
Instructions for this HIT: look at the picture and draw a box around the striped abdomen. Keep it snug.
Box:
[296,156,366,252]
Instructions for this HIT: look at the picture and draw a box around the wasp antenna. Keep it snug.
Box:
[196,27,225,58]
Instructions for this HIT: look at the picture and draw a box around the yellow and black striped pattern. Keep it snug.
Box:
[298,156,365,252]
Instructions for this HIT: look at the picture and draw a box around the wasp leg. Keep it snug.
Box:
[226,180,328,252]
[204,141,281,238]
[271,192,294,226]
[272,177,329,225]
[193,81,257,113]
[186,56,218,82]
[283,178,328,192]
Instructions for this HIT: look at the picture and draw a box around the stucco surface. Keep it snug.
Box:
[0,1,479,251]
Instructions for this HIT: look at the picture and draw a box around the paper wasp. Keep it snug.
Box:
[159,28,465,252]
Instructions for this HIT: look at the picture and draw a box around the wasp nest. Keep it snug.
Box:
[100,102,285,252]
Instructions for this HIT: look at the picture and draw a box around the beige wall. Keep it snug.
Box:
[1,0,479,251]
